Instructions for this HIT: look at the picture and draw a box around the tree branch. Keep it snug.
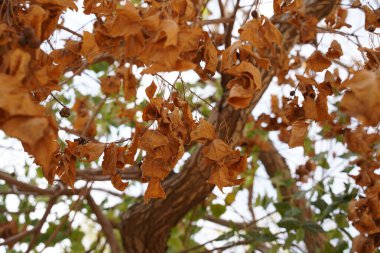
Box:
[86,194,122,253]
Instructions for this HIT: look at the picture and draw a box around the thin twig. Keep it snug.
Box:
[40,185,91,252]
[224,0,241,48]
[81,96,107,139]
[25,196,59,252]
[201,17,233,25]
[155,73,217,112]
[57,24,83,38]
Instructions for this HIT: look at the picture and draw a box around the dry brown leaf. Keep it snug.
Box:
[33,0,77,10]
[228,84,255,109]
[117,67,137,101]
[57,152,76,188]
[326,40,343,59]
[289,120,308,148]
[362,6,380,32]
[306,51,331,72]
[204,38,218,75]
[102,143,117,176]
[75,142,105,162]
[81,31,99,63]
[303,96,318,120]
[125,127,143,164]
[223,61,262,109]
[142,97,164,121]
[299,16,318,43]
[239,16,282,49]
[341,70,380,126]
[208,154,247,191]
[111,174,129,191]
[100,76,120,95]
[352,235,375,253]
[152,19,178,47]
[139,130,169,154]
[190,119,216,143]
[145,81,157,100]
[203,139,232,163]
[144,177,166,202]
[141,157,170,180]
[325,7,352,29]
[1,116,49,146]
[107,2,141,38]
[0,220,18,248]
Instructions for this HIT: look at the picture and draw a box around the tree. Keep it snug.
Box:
[0,0,379,252]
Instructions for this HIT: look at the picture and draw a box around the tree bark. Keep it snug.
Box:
[120,1,337,252]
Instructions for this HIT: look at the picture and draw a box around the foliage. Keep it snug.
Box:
[0,0,379,252]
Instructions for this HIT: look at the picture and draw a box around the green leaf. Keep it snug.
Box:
[225,192,236,205]
[215,230,235,241]
[295,228,305,241]
[335,213,349,228]
[302,221,324,233]
[284,206,302,218]
[278,217,302,230]
[245,229,277,243]
[89,61,110,73]
[210,204,226,218]
[274,202,291,216]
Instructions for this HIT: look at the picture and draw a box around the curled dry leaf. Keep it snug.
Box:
[111,174,129,191]
[208,153,247,191]
[124,127,143,164]
[101,142,130,191]
[223,61,262,109]
[202,139,247,191]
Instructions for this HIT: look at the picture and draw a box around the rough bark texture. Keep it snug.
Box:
[120,1,337,252]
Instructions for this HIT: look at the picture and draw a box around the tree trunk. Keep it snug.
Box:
[120,1,337,252]
[259,142,327,253]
